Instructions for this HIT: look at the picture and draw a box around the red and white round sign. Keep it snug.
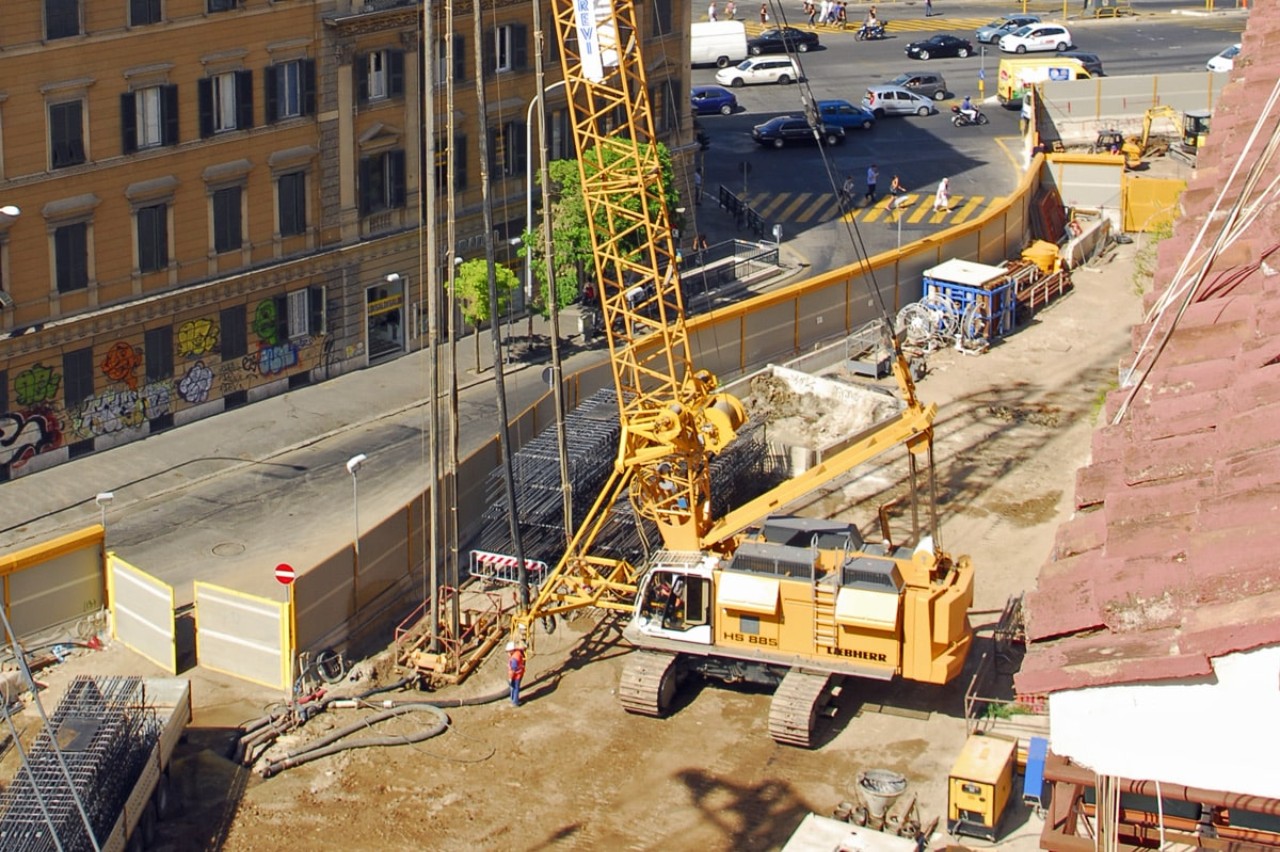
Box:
[274,562,297,585]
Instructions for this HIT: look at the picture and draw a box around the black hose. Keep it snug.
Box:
[259,703,449,778]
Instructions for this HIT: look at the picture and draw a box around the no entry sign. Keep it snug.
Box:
[275,563,297,585]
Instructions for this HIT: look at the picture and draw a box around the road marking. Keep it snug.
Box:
[780,191,816,221]
[908,197,937,224]
[949,194,986,224]
[793,194,835,223]
[994,135,1024,171]
[755,192,790,219]
[927,196,967,224]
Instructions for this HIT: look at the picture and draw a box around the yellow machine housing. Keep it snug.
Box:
[947,733,1017,841]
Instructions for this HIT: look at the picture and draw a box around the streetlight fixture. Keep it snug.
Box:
[525,80,567,304]
[95,492,114,535]
[0,205,19,217]
[345,454,367,562]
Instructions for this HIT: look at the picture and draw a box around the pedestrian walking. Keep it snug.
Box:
[887,174,906,220]
[933,177,951,212]
[924,0,933,16]
[825,1,838,25]
[818,0,831,26]
[1020,92,1033,135]
[708,1,717,21]
[840,174,857,209]
[725,0,736,18]
[865,164,879,204]
[805,1,817,26]
[836,2,848,30]
[759,2,769,23]
[507,640,526,706]
[693,167,704,205]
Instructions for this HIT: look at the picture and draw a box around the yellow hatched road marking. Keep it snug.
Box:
[756,193,790,219]
[860,196,898,223]
[794,195,838,223]
[883,194,921,223]
[779,192,816,221]
[949,195,986,224]
[884,16,988,33]
[927,195,967,224]
[908,197,936,224]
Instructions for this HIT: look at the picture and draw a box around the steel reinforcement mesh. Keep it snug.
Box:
[0,676,160,852]
[471,389,788,568]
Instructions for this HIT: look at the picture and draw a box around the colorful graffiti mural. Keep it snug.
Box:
[178,318,220,358]
[101,341,143,391]
[178,361,214,404]
[0,408,64,467]
[253,299,281,345]
[14,364,61,407]
[72,382,173,437]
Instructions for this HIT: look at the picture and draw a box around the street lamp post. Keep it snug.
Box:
[346,454,367,562]
[95,492,114,537]
[525,80,567,304]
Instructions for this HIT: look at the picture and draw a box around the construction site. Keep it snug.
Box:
[2,0,1279,849]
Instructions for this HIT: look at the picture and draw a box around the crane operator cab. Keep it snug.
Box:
[633,552,717,644]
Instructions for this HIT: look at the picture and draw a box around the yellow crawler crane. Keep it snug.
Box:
[512,0,974,747]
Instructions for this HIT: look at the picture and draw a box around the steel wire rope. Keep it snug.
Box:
[762,0,895,333]
[1112,83,1280,424]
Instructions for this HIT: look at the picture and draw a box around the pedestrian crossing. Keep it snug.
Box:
[732,189,1004,228]
[737,16,990,37]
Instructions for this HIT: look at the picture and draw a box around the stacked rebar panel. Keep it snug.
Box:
[0,676,160,852]
[470,390,789,569]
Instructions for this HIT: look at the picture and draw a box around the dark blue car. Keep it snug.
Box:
[691,85,739,116]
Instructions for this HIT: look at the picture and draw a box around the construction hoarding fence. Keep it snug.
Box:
[194,581,291,691]
[108,552,178,674]
[0,525,106,643]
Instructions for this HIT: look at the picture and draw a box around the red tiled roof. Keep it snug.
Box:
[1017,18,1280,696]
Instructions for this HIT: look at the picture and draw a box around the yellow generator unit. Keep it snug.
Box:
[947,733,1016,841]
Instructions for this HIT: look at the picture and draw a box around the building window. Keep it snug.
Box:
[45,0,81,40]
[434,135,468,192]
[49,101,86,169]
[358,51,405,103]
[130,0,162,26]
[358,150,406,215]
[550,109,571,161]
[136,203,169,273]
[220,305,247,359]
[434,36,466,84]
[488,122,527,177]
[122,85,179,153]
[212,186,243,253]
[651,0,674,35]
[198,70,253,137]
[63,347,94,408]
[487,25,528,74]
[278,171,307,237]
[266,60,316,123]
[207,0,237,11]
[145,326,173,382]
[286,287,324,339]
[54,222,89,293]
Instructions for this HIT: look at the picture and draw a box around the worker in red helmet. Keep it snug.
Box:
[506,640,526,707]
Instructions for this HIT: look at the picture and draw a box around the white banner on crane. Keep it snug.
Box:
[576,0,620,82]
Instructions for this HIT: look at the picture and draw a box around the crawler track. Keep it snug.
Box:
[618,650,679,717]
[768,669,834,748]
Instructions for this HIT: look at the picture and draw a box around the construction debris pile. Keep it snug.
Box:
[0,676,160,852]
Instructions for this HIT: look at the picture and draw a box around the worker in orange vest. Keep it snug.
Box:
[507,641,526,707]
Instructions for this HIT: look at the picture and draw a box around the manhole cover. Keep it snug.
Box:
[212,541,246,557]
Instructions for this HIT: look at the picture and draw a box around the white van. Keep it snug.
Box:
[691,21,748,68]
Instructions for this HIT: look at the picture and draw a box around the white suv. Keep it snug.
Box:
[715,57,802,87]
[999,23,1072,54]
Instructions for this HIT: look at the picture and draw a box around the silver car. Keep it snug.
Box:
[974,14,1040,44]
[862,85,937,118]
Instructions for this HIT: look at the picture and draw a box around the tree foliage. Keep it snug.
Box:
[450,258,519,327]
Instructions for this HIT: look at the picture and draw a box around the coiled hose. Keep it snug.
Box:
[259,702,449,778]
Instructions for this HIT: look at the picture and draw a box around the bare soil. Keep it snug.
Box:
[15,245,1144,852]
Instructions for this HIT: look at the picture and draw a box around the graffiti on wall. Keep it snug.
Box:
[0,408,64,467]
[72,382,173,437]
[243,339,305,377]
[178,361,214,404]
[253,300,281,345]
[219,361,245,395]
[178,318,220,359]
[101,341,143,391]
[14,364,62,406]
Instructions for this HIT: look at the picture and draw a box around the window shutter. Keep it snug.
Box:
[483,34,494,77]
[514,25,528,70]
[264,65,279,123]
[236,69,254,129]
[356,54,369,104]
[488,126,500,174]
[358,157,374,215]
[388,51,405,97]
[308,285,325,335]
[198,78,214,138]
[453,35,466,81]
[162,85,179,145]
[302,59,317,116]
[389,150,406,208]
[455,134,468,189]
[273,294,289,344]
[121,92,138,154]
[67,102,85,163]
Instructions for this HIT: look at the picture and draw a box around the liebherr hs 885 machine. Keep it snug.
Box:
[512,0,974,746]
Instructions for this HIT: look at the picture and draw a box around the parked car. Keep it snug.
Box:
[999,23,1072,54]
[1206,43,1240,72]
[747,27,819,55]
[974,14,1041,44]
[905,34,974,61]
[862,85,937,118]
[691,85,739,115]
[816,99,876,130]
[716,56,803,87]
[887,71,948,101]
[1058,51,1104,76]
[751,116,846,148]
[711,55,798,86]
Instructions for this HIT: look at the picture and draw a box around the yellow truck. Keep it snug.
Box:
[997,56,1090,107]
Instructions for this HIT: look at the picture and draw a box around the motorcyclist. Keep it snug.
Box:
[859,9,880,38]
[960,95,980,124]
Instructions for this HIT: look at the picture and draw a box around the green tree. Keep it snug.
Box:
[450,258,520,371]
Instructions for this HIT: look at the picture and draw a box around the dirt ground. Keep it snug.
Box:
[13,242,1146,852]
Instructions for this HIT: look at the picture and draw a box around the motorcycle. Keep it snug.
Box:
[855,20,888,40]
[950,104,989,127]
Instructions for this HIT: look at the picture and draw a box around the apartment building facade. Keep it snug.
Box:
[0,0,692,482]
